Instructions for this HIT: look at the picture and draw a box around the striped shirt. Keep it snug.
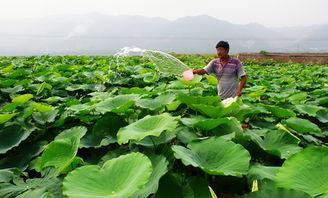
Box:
[203,57,246,100]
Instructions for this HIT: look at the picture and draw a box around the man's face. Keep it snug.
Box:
[216,47,229,57]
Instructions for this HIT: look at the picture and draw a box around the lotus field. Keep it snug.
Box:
[0,55,327,198]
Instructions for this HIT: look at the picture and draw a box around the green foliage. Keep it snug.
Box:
[0,55,327,197]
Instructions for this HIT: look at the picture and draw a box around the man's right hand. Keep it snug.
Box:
[192,69,207,75]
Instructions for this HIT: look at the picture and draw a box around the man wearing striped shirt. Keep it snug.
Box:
[193,41,247,100]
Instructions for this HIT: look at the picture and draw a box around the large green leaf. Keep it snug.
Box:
[285,117,321,134]
[191,104,226,118]
[12,94,33,104]
[316,109,328,123]
[94,94,140,114]
[32,126,87,174]
[63,153,153,198]
[177,94,221,106]
[66,103,92,115]
[0,125,31,154]
[120,87,154,95]
[172,137,251,177]
[134,131,176,147]
[276,146,328,197]
[317,96,328,106]
[246,85,266,98]
[295,104,324,117]
[246,129,302,159]
[80,113,126,148]
[0,103,20,113]
[206,74,218,85]
[117,113,178,144]
[132,155,168,198]
[181,116,227,130]
[247,164,279,181]
[0,113,18,124]
[233,103,269,122]
[263,105,296,118]
[30,102,54,112]
[55,126,87,140]
[190,97,241,118]
[32,110,59,125]
[176,127,198,144]
[190,104,229,118]
[180,116,206,127]
[182,116,242,134]
[288,92,308,104]
[136,94,175,111]
[166,100,181,111]
[32,138,79,174]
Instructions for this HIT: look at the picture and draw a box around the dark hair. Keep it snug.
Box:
[216,41,229,50]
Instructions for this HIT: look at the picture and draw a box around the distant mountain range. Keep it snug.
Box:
[0,13,327,55]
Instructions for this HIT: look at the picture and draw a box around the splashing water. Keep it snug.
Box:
[113,47,192,79]
[143,50,191,76]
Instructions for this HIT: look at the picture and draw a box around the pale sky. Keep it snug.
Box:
[0,0,327,27]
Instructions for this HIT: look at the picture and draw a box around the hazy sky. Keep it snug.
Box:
[0,0,327,27]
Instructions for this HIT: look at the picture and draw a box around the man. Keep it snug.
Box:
[193,41,247,100]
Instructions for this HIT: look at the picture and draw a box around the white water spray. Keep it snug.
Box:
[113,47,191,76]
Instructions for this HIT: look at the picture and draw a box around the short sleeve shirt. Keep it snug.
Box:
[203,57,246,99]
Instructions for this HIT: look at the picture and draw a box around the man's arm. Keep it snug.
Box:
[236,75,247,97]
[194,60,214,75]
[192,69,207,75]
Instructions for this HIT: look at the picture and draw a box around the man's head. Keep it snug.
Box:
[216,41,229,57]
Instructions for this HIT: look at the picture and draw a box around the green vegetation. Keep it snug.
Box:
[0,55,327,197]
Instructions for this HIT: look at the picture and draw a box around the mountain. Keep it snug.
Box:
[0,13,327,55]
